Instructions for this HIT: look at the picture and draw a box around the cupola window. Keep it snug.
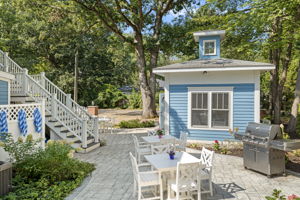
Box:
[203,40,216,55]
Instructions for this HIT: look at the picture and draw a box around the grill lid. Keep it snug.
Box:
[245,122,282,140]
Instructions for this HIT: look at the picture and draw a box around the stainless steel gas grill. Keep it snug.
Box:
[235,122,300,177]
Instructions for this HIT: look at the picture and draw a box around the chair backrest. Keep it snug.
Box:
[129,152,139,183]
[151,144,170,155]
[200,147,214,168]
[175,162,200,191]
[132,134,139,148]
[147,130,156,136]
[178,132,188,147]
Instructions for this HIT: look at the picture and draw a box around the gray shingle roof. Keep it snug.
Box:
[153,58,274,72]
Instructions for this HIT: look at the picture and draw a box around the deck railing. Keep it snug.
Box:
[0,50,99,147]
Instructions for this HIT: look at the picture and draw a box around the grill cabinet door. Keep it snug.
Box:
[243,143,257,169]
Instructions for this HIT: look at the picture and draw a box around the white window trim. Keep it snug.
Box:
[203,40,217,56]
[188,87,233,130]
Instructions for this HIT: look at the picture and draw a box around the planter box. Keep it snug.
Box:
[87,106,98,116]
[0,162,12,196]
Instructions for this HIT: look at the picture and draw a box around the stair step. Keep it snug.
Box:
[45,114,52,117]
[54,124,63,128]
[74,136,94,144]
[67,135,76,139]
[48,120,58,123]
[25,100,35,103]
[61,130,69,133]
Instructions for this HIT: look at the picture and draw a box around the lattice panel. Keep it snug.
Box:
[0,104,41,121]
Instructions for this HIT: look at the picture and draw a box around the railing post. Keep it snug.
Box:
[4,52,9,72]
[41,99,46,149]
[40,72,45,88]
[82,120,88,148]
[51,94,57,119]
[66,94,72,109]
[23,68,28,96]
[93,116,99,143]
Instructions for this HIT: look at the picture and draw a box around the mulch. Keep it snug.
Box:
[188,145,300,174]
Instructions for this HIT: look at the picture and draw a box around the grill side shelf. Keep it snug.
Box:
[270,139,300,151]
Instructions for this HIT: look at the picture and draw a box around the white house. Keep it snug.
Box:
[154,30,275,141]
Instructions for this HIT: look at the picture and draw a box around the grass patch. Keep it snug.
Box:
[118,119,155,128]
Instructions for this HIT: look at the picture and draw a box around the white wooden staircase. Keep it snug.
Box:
[0,50,100,153]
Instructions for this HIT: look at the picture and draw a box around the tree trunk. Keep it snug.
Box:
[287,60,300,138]
[135,34,157,118]
[74,48,79,102]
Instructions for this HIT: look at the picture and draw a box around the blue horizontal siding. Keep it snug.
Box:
[169,83,255,141]
[0,80,8,105]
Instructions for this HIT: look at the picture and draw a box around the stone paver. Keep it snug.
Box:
[68,133,300,200]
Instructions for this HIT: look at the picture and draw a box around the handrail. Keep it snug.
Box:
[26,74,85,141]
[0,49,99,145]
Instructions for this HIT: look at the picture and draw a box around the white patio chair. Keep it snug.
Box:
[132,135,151,163]
[151,144,171,155]
[175,132,188,152]
[168,162,202,200]
[129,152,163,200]
[199,147,214,196]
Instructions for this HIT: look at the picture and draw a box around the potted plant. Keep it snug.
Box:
[168,150,175,160]
[156,129,164,139]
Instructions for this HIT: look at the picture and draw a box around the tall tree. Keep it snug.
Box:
[73,0,195,118]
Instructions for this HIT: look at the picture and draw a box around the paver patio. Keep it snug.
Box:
[69,132,300,200]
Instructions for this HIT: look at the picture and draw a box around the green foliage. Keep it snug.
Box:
[95,84,128,109]
[0,133,40,163]
[265,189,300,200]
[118,119,155,129]
[127,89,142,109]
[0,139,95,200]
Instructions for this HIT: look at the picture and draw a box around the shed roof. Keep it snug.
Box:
[153,58,275,74]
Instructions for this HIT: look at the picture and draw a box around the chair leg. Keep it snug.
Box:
[160,182,163,200]
[133,179,136,197]
[138,186,141,200]
[209,179,213,196]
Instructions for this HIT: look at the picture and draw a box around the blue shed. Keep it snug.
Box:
[0,71,14,105]
[153,30,275,141]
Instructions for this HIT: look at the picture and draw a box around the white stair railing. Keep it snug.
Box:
[0,50,99,147]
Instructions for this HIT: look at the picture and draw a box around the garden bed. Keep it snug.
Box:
[187,143,300,174]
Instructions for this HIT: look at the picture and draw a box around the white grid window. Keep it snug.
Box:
[191,93,208,127]
[189,88,232,130]
[203,40,216,55]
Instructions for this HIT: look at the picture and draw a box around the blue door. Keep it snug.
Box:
[0,80,9,105]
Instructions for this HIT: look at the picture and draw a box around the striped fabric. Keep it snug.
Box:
[33,108,42,133]
[0,111,8,133]
[18,109,28,136]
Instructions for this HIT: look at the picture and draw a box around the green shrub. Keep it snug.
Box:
[0,138,95,200]
[127,89,142,109]
[0,133,41,163]
[118,119,156,128]
[95,84,128,109]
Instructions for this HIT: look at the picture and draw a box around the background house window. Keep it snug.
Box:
[191,93,208,127]
[190,89,231,129]
[203,40,216,55]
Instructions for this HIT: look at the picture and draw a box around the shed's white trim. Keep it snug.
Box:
[164,74,170,135]
[254,71,260,123]
[153,66,275,74]
[193,30,226,42]
[187,87,233,131]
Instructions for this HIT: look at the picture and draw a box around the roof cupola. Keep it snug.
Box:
[193,30,225,60]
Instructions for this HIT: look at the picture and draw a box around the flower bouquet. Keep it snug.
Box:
[156,129,164,139]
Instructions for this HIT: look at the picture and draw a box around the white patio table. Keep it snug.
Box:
[144,152,201,172]
[141,135,177,145]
